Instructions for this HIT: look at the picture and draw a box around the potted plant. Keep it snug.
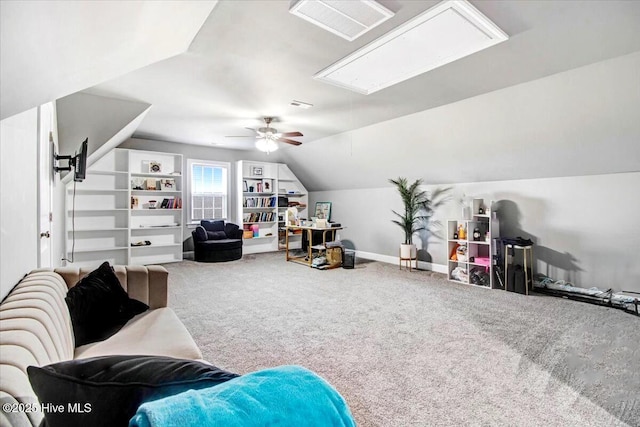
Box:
[389,177,431,260]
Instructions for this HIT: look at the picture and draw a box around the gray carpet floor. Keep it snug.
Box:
[163,253,639,426]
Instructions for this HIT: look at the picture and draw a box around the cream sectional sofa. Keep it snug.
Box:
[0,265,202,427]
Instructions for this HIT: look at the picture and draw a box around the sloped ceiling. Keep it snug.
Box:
[2,0,639,191]
[277,51,640,191]
[84,0,640,151]
[0,0,216,120]
[56,92,151,158]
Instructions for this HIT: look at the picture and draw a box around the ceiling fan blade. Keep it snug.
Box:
[278,137,302,146]
[279,131,303,137]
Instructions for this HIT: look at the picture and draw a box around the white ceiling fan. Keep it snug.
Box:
[227,117,303,153]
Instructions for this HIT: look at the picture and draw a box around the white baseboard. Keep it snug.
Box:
[354,250,447,274]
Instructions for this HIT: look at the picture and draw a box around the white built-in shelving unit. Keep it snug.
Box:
[236,160,308,254]
[65,148,183,268]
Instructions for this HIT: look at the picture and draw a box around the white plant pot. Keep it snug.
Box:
[400,243,416,259]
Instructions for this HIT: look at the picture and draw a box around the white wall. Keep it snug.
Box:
[311,171,640,293]
[1,109,38,299]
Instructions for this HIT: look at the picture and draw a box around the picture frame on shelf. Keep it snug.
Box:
[251,166,263,176]
[149,161,162,173]
[142,161,162,173]
[160,178,175,190]
[145,178,158,190]
[314,202,332,221]
[261,179,273,192]
[243,180,248,192]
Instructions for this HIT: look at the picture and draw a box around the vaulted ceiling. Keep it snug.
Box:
[2,1,639,189]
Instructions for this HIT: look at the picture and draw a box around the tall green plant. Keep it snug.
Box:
[389,177,430,245]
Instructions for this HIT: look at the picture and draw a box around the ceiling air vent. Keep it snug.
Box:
[289,0,395,41]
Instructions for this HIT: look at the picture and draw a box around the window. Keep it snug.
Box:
[187,159,229,223]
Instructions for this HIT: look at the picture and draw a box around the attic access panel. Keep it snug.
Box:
[290,0,394,41]
[314,0,509,94]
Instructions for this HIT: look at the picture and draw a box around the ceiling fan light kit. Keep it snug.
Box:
[255,138,279,153]
[230,117,304,153]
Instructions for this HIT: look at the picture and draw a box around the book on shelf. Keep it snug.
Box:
[158,197,181,209]
[243,211,275,223]
[243,196,276,208]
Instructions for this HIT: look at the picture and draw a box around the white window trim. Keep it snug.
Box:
[186,158,231,225]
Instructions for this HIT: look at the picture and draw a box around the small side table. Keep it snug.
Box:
[504,244,534,295]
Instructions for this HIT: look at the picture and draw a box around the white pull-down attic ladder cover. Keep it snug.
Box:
[313,0,509,94]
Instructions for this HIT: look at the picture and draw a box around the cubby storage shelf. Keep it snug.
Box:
[447,200,500,289]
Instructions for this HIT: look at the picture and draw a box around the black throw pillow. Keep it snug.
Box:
[224,222,240,237]
[206,231,227,240]
[27,355,240,427]
[200,220,224,232]
[193,225,207,242]
[65,262,148,347]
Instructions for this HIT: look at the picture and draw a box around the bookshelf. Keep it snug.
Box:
[65,148,183,268]
[236,161,308,254]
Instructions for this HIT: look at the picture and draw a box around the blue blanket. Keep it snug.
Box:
[129,365,355,427]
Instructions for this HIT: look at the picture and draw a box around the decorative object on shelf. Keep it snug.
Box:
[473,227,481,241]
[453,232,458,240]
[142,160,162,173]
[314,201,332,221]
[160,179,175,190]
[261,179,273,192]
[456,245,468,262]
[132,178,145,190]
[251,224,259,237]
[478,207,485,215]
[148,200,157,209]
[146,178,157,191]
[251,166,263,176]
[286,207,298,225]
[243,180,248,192]
[458,224,466,240]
